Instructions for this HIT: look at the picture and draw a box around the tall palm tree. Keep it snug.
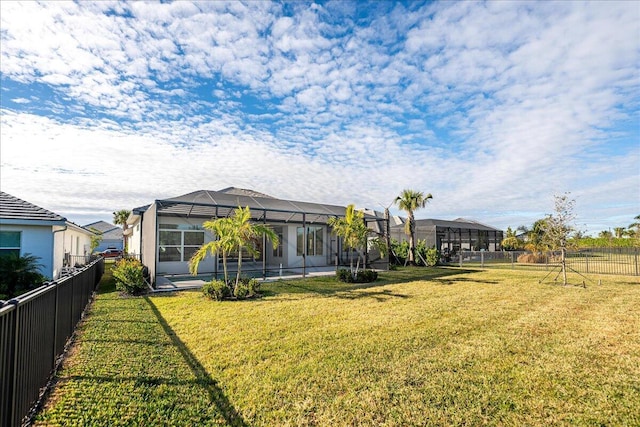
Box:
[394,189,433,265]
[113,209,131,252]
[328,204,370,279]
[189,206,279,289]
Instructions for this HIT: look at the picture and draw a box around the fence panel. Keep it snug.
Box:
[0,258,104,427]
[452,248,639,276]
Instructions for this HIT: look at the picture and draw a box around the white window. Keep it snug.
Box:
[296,226,323,256]
[158,224,204,262]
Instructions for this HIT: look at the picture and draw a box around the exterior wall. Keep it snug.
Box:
[155,216,215,276]
[0,224,55,279]
[95,239,123,252]
[141,203,157,283]
[53,224,93,278]
[284,224,329,269]
[146,217,334,280]
[126,218,142,257]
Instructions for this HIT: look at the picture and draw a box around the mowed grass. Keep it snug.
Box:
[36,267,640,426]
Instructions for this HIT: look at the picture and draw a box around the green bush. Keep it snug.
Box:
[203,277,261,301]
[336,268,378,283]
[425,248,440,267]
[112,258,147,295]
[202,279,230,301]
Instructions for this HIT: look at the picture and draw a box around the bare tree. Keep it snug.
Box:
[542,193,576,285]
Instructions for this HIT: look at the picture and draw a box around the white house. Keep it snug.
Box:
[0,192,94,280]
[126,187,388,286]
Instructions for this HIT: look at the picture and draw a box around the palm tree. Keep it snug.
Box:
[230,206,279,287]
[613,227,625,239]
[328,204,370,279]
[189,206,279,289]
[0,253,45,298]
[113,209,131,252]
[628,215,640,241]
[189,216,235,284]
[394,189,432,265]
[501,226,521,251]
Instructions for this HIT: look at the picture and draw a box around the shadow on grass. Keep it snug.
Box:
[431,277,501,286]
[261,267,478,299]
[144,296,248,427]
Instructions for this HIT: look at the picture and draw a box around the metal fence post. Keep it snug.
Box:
[9,300,20,427]
[481,251,484,268]
[459,252,462,268]
[635,248,638,277]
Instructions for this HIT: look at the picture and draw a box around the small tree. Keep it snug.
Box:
[394,189,433,265]
[189,206,279,296]
[501,226,521,251]
[328,204,370,280]
[542,193,576,285]
[88,227,103,254]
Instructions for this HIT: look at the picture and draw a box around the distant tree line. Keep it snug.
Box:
[504,214,640,250]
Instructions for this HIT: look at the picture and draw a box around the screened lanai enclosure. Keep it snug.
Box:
[127,188,388,286]
[390,218,503,259]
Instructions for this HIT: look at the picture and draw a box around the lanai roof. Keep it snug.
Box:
[394,217,502,232]
[154,187,359,224]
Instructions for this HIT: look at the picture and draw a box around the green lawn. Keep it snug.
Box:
[36,267,640,426]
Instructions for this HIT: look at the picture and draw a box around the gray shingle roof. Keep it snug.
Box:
[84,220,118,233]
[0,191,66,222]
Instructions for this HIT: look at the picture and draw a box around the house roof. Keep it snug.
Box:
[0,191,66,223]
[84,220,118,233]
[154,187,379,225]
[84,221,123,240]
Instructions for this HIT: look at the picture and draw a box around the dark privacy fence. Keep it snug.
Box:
[0,258,104,427]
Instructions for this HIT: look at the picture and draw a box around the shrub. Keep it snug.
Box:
[202,280,230,301]
[425,248,440,267]
[112,258,147,295]
[517,253,548,264]
[357,269,378,282]
[336,268,378,283]
[337,268,352,282]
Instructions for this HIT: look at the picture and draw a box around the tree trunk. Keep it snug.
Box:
[222,252,228,284]
[236,247,243,288]
[561,247,567,285]
[408,213,416,265]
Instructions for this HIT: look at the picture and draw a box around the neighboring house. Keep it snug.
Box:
[390,218,504,254]
[127,187,387,286]
[0,192,94,279]
[84,220,123,252]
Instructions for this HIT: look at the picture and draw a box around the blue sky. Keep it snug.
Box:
[1,0,638,234]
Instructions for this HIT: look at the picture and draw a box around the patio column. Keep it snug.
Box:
[262,209,267,279]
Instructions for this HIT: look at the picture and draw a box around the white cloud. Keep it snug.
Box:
[0,1,638,234]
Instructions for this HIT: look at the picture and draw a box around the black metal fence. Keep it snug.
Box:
[449,247,639,276]
[0,258,104,427]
